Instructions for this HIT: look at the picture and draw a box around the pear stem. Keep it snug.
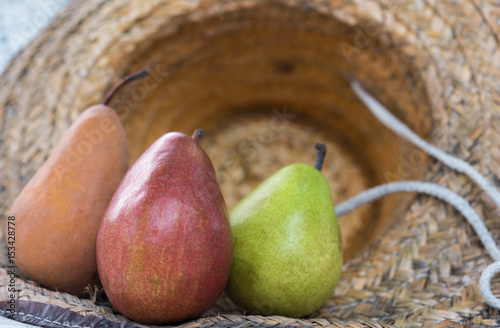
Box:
[314,142,327,172]
[192,129,205,143]
[103,69,150,106]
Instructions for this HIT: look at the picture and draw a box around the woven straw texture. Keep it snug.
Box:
[1,0,500,327]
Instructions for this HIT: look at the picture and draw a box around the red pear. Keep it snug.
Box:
[96,129,232,324]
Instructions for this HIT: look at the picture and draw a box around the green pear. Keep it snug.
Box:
[226,143,342,318]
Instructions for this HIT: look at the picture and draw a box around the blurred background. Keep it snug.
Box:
[0,0,70,72]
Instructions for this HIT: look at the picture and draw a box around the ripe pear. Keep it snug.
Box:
[9,104,129,296]
[226,143,342,317]
[96,129,233,325]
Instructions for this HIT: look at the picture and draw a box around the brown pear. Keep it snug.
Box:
[9,104,129,296]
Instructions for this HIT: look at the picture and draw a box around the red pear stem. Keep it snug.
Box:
[192,129,205,143]
[315,142,327,172]
[103,69,150,106]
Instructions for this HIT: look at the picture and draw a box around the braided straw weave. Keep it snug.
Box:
[1,0,500,327]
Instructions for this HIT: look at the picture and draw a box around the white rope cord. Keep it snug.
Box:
[336,181,500,261]
[350,81,500,208]
[340,80,500,309]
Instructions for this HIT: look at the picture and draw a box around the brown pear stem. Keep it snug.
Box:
[103,69,150,106]
[192,129,205,143]
[315,142,327,172]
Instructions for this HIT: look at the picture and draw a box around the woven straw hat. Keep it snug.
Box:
[1,0,499,327]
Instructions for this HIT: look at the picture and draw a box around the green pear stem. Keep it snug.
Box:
[192,129,205,143]
[103,69,150,106]
[314,142,327,172]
